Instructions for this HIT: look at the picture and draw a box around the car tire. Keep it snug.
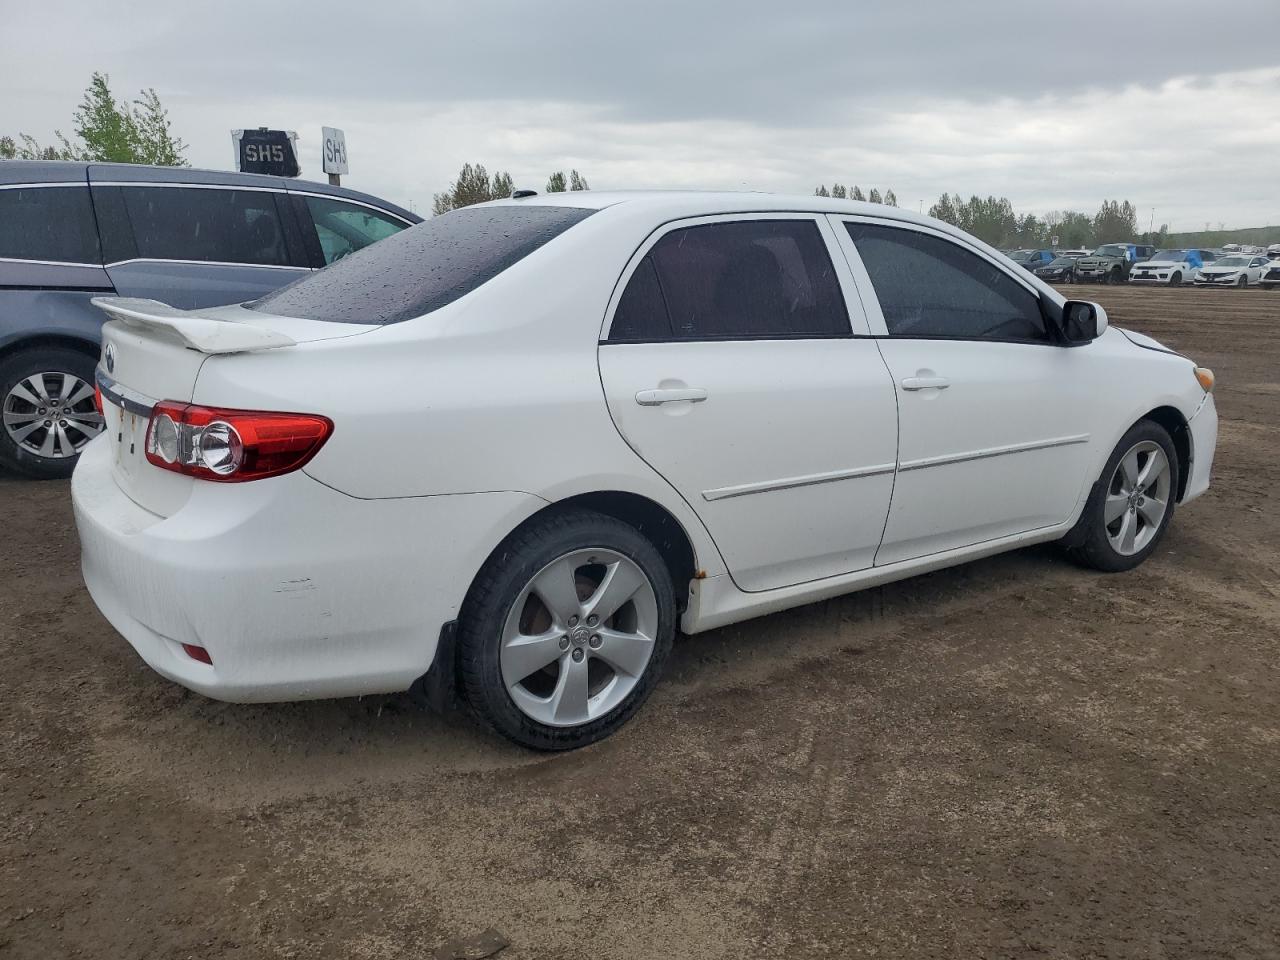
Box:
[1170,271,1182,287]
[1109,268,1122,285]
[458,508,677,750]
[0,346,103,480]
[1064,420,1180,573]
[1237,275,1248,288]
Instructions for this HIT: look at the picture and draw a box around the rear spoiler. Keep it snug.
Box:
[91,297,297,355]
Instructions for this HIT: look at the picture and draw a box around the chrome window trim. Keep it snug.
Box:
[102,257,309,271]
[0,256,105,268]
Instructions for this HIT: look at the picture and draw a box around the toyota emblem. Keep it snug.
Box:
[104,342,116,374]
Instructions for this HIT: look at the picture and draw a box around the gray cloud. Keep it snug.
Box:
[3,1,1279,229]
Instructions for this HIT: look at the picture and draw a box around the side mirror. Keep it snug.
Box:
[1060,300,1107,343]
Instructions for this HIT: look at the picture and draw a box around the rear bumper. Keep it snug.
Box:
[1183,393,1217,505]
[72,435,542,702]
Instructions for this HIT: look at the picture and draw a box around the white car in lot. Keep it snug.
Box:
[1193,254,1271,287]
[1260,251,1280,290]
[1128,249,1208,286]
[73,192,1219,750]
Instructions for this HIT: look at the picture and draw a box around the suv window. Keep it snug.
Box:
[119,186,291,266]
[303,195,409,265]
[254,204,594,324]
[846,222,1048,342]
[0,186,100,264]
[609,219,849,342]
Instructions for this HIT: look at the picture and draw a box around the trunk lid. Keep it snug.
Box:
[93,298,374,517]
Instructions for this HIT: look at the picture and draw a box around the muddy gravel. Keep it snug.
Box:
[2,286,1278,959]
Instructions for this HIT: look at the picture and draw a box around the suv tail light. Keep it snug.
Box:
[144,402,332,482]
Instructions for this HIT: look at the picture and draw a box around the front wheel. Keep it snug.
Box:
[1237,275,1248,288]
[1169,271,1182,287]
[1064,421,1179,572]
[1109,268,1123,285]
[458,509,677,750]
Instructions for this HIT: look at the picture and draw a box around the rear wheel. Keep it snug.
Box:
[0,346,104,480]
[1065,420,1179,572]
[458,509,676,750]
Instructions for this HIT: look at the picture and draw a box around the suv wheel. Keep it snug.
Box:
[1170,271,1182,287]
[458,509,677,750]
[0,347,104,480]
[1109,267,1123,284]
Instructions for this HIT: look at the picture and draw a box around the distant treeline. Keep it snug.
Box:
[1164,226,1280,248]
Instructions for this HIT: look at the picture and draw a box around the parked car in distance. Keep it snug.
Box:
[1074,243,1142,283]
[1032,255,1079,283]
[1193,254,1271,288]
[0,160,420,478]
[1057,249,1093,260]
[1007,248,1055,271]
[1128,249,1206,286]
[73,191,1219,750]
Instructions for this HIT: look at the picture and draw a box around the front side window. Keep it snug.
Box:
[608,219,849,342]
[0,186,100,264]
[303,195,409,265]
[845,222,1048,342]
[120,186,290,266]
[254,204,594,324]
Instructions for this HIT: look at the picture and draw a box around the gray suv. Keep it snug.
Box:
[0,160,419,478]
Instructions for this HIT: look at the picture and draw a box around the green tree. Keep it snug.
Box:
[928,193,960,225]
[3,73,186,165]
[850,185,866,201]
[814,184,831,197]
[883,189,898,207]
[868,188,883,204]
[125,87,186,165]
[569,169,589,191]
[1093,199,1138,242]
[830,183,847,199]
[546,171,567,192]
[431,162,516,214]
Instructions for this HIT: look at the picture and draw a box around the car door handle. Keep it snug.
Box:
[635,387,708,406]
[900,376,950,391]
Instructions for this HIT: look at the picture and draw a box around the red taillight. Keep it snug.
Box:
[94,381,103,416]
[182,643,213,664]
[144,402,332,482]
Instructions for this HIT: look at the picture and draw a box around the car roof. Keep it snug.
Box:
[0,159,420,222]
[488,188,950,230]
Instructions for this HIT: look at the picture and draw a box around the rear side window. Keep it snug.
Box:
[254,205,595,324]
[608,219,850,342]
[303,195,409,265]
[120,186,291,266]
[0,186,100,264]
[846,222,1048,342]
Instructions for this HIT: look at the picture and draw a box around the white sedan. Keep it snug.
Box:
[1194,254,1271,287]
[73,192,1219,750]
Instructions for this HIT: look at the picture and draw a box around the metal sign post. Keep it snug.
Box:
[321,127,349,186]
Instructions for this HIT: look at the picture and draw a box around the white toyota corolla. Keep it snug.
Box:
[73,192,1218,749]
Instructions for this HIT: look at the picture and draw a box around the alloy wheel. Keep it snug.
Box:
[3,372,103,459]
[1104,440,1172,556]
[500,548,658,727]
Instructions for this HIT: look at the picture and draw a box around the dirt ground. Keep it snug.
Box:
[2,285,1278,959]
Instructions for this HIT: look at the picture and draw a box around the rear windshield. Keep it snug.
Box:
[252,204,594,324]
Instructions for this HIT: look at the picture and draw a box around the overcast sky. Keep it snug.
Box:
[4,1,1278,231]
